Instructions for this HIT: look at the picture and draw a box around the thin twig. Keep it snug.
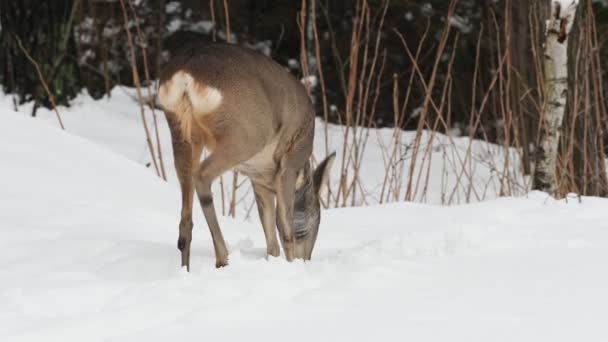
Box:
[14,35,65,130]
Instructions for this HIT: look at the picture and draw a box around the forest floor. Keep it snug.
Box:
[1,91,607,341]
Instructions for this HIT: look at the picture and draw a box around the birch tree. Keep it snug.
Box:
[533,0,579,194]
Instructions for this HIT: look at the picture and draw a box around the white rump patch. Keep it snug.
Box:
[188,80,223,115]
[158,70,223,115]
[158,70,223,141]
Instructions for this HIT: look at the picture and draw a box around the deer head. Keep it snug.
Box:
[292,153,336,259]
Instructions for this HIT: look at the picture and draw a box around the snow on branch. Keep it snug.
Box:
[547,0,578,43]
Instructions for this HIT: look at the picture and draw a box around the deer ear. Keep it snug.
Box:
[313,152,336,195]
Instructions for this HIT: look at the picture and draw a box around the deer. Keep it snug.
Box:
[157,43,335,271]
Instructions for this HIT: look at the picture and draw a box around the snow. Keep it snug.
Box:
[557,0,579,17]
[2,87,529,213]
[2,95,608,340]
[550,0,578,34]
[300,75,318,89]
[405,11,414,22]
[449,15,473,34]
[165,1,181,14]
[288,58,300,69]
[244,41,273,57]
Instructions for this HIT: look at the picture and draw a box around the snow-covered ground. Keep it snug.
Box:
[1,88,527,215]
[2,96,608,341]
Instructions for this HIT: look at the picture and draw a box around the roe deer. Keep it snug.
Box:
[158,43,335,270]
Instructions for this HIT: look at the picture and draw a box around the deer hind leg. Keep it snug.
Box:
[194,150,243,268]
[252,181,280,258]
[166,112,203,271]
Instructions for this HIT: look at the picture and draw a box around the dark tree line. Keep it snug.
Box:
[0,0,82,113]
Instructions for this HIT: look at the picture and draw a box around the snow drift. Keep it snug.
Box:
[3,88,528,212]
[2,109,608,341]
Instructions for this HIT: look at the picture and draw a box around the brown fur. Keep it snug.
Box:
[159,43,332,270]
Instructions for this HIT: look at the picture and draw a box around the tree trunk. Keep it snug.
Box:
[508,0,542,175]
[532,0,579,194]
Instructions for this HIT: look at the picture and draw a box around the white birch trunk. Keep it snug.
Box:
[533,0,579,194]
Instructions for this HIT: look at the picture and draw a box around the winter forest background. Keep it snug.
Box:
[3,0,608,215]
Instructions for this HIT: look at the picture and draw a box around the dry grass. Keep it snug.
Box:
[114,0,607,215]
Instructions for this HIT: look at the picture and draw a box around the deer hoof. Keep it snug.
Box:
[177,237,187,251]
[267,245,280,258]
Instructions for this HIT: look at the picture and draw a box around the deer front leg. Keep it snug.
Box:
[252,181,280,258]
[275,162,298,261]
[194,153,232,268]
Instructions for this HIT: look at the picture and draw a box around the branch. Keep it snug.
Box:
[14,35,65,130]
